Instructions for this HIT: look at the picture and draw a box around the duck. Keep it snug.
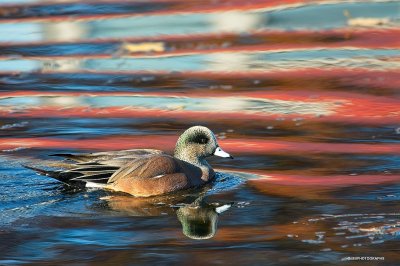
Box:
[26,126,233,197]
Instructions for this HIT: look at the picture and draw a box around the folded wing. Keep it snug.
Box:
[26,149,164,186]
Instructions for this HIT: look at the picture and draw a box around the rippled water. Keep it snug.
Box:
[0,0,400,265]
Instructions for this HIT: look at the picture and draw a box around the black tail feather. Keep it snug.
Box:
[24,163,115,186]
[70,172,113,183]
[24,164,82,185]
[49,153,94,163]
[24,164,61,177]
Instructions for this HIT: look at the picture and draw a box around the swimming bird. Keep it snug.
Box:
[26,126,233,197]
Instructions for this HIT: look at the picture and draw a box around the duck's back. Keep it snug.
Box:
[52,149,164,167]
[107,154,205,197]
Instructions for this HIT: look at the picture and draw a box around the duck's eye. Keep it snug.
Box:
[199,138,208,144]
[189,133,210,144]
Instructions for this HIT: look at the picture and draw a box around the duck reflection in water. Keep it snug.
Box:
[177,196,232,240]
[102,194,232,240]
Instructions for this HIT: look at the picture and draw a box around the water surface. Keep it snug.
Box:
[0,0,400,265]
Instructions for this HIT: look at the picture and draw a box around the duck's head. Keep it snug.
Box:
[174,126,233,163]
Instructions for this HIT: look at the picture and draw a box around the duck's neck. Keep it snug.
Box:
[174,148,208,168]
[174,148,213,179]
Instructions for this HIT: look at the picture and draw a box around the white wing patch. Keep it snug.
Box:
[85,182,107,189]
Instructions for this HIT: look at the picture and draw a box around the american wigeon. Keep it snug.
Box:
[26,126,233,197]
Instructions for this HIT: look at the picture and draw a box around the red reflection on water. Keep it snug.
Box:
[1,136,399,154]
[1,104,399,125]
[2,29,399,58]
[1,88,399,101]
[0,0,334,23]
[246,171,400,200]
[249,173,400,187]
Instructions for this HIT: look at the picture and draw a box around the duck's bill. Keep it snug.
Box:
[214,147,234,159]
[215,203,233,214]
